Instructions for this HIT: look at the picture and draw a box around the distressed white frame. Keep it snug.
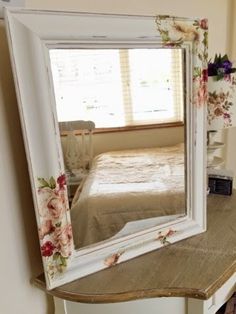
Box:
[5,8,207,290]
[0,0,24,18]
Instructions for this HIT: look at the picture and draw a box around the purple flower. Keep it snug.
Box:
[208,54,236,80]
[222,60,232,74]
[208,62,217,76]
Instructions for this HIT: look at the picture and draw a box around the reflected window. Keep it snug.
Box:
[50,48,184,127]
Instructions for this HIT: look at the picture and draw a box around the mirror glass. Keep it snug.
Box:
[49,47,186,249]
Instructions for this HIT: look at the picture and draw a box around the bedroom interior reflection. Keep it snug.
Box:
[49,47,186,250]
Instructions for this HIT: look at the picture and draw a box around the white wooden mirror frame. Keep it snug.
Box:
[5,8,207,289]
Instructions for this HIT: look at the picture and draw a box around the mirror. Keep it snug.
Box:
[5,9,207,289]
[49,47,186,249]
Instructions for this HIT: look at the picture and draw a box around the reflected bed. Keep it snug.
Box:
[71,143,185,249]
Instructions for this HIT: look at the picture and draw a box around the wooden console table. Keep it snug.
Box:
[34,192,236,314]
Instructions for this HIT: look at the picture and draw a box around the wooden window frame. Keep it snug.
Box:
[60,121,184,136]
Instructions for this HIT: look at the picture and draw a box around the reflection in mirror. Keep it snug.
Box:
[49,47,186,249]
[5,9,207,288]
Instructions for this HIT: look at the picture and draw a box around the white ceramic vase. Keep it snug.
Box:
[207,74,236,130]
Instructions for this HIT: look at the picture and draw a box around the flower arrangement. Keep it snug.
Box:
[208,54,236,81]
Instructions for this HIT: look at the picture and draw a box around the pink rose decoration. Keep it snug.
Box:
[156,229,176,245]
[38,220,55,239]
[47,196,65,220]
[57,174,66,190]
[200,19,208,30]
[104,253,120,267]
[224,113,230,119]
[38,187,67,221]
[54,224,73,258]
[41,241,55,257]
[197,81,207,105]
[166,229,176,237]
[202,69,208,82]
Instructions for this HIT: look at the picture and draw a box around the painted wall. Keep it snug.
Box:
[61,126,184,159]
[0,21,54,314]
[225,0,236,185]
[0,1,232,314]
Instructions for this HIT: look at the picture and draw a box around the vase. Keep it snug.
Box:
[207,73,236,130]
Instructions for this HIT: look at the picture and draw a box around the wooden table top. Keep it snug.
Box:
[34,192,236,303]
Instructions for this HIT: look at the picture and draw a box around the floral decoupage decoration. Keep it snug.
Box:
[155,16,208,108]
[37,174,73,278]
[207,54,236,128]
[104,228,177,267]
[104,250,125,267]
[156,229,176,245]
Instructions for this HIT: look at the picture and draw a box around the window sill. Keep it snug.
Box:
[60,121,184,136]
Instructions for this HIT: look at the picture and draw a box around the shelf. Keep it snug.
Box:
[207,142,224,151]
[207,156,224,168]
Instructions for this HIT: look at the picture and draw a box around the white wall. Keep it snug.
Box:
[0,21,54,314]
[0,1,232,314]
[225,0,236,184]
[61,126,184,158]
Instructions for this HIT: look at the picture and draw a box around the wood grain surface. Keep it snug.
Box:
[33,192,236,303]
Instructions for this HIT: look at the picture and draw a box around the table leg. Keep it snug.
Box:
[54,297,68,314]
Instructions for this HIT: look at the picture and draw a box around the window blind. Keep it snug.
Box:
[50,48,184,128]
